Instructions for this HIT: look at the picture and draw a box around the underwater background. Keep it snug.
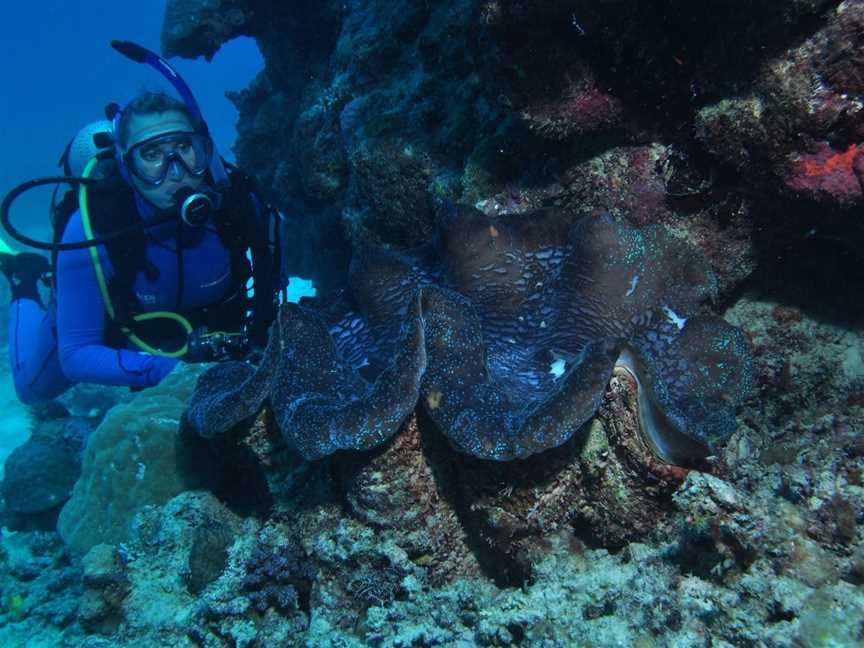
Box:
[0,0,862,646]
[0,0,263,476]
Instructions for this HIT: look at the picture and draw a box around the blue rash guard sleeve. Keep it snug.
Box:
[56,212,178,389]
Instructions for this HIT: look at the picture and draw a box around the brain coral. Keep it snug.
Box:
[59,366,211,554]
[184,206,752,464]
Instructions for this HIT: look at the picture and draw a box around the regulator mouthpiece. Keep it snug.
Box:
[176,187,214,226]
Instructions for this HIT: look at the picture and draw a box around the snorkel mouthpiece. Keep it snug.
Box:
[175,186,214,226]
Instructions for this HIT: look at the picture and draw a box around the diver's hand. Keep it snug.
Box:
[143,357,179,386]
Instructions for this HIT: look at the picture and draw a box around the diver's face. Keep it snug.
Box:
[123,110,206,210]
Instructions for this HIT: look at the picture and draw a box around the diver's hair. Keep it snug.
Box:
[116,92,200,148]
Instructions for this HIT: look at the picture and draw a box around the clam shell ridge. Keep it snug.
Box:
[184,207,753,463]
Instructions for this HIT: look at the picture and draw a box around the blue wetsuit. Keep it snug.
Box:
[8,206,238,404]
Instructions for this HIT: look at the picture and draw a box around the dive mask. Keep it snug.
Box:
[123,131,213,186]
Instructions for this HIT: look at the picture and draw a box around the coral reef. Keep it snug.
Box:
[161,0,251,61]
[57,365,212,554]
[693,0,864,209]
[0,404,94,531]
[2,0,864,646]
[3,374,862,646]
[240,538,314,614]
[187,519,235,595]
[0,531,80,646]
[78,544,130,634]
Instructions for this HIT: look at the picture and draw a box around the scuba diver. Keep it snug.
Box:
[0,41,282,404]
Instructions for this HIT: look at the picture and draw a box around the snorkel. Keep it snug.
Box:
[109,40,227,226]
[109,39,230,192]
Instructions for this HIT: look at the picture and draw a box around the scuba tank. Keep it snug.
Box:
[61,120,114,178]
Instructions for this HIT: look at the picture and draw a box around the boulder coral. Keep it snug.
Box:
[57,366,212,554]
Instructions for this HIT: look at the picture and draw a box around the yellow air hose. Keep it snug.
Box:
[78,156,193,358]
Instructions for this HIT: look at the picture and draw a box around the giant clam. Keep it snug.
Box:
[184,206,752,466]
